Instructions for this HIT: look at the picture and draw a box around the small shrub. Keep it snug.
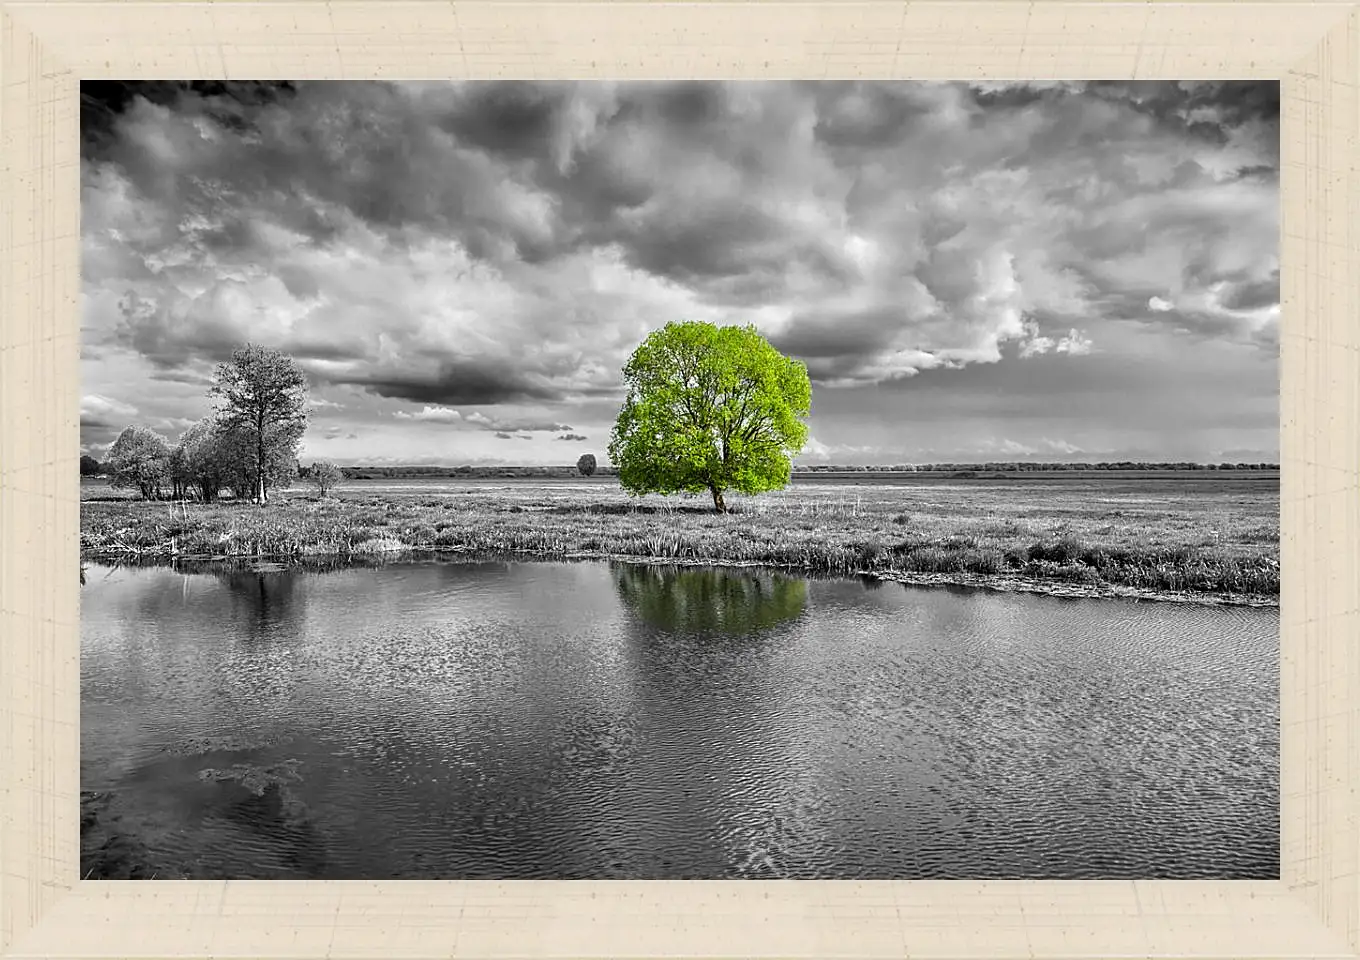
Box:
[308,461,345,498]
[1078,547,1112,569]
[1028,535,1086,565]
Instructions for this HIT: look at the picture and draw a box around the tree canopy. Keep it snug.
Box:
[105,426,172,499]
[577,453,597,477]
[209,344,309,504]
[608,321,811,512]
[172,418,237,502]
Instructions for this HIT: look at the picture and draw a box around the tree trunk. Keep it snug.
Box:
[255,410,267,505]
[710,485,726,513]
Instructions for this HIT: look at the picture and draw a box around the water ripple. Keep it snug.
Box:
[81,560,1278,880]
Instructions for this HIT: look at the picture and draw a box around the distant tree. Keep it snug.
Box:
[105,426,171,500]
[167,442,191,500]
[209,344,309,504]
[609,321,811,513]
[173,419,233,502]
[309,460,343,498]
[79,454,101,477]
[577,453,597,477]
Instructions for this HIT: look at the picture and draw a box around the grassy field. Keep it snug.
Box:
[80,473,1280,602]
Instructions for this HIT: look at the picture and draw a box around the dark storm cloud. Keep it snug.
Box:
[346,360,562,406]
[1220,273,1281,312]
[81,81,298,156]
[81,79,1279,462]
[773,307,902,360]
[433,82,567,159]
[1085,80,1279,131]
[812,83,938,149]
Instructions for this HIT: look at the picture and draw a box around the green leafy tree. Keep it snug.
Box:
[576,453,597,477]
[209,344,309,504]
[613,562,807,635]
[105,426,172,500]
[608,321,811,513]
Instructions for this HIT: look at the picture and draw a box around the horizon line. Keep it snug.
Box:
[323,460,1282,471]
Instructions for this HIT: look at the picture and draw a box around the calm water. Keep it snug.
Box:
[81,559,1279,880]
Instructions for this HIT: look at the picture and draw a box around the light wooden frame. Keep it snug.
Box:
[2,2,1354,957]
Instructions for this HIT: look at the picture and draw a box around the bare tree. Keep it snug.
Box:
[309,460,344,498]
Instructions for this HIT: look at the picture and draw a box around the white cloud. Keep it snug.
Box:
[80,393,138,423]
[393,405,464,424]
[1055,329,1094,355]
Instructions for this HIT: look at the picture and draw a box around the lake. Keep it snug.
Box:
[80,558,1279,880]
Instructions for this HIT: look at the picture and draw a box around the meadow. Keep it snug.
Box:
[80,472,1280,603]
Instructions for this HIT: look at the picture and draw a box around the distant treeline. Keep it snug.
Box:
[336,464,620,480]
[82,457,1280,482]
[795,461,1280,473]
[310,461,1280,480]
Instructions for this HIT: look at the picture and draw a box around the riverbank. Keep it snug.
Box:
[80,477,1280,602]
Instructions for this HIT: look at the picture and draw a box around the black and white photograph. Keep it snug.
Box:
[78,79,1280,881]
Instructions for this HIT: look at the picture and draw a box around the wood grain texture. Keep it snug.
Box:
[1,1,1356,958]
[0,7,80,956]
[0,2,1354,78]
[1281,7,1360,946]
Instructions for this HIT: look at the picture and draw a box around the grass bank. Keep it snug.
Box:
[81,477,1280,602]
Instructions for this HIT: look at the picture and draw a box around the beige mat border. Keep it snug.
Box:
[1,2,1354,958]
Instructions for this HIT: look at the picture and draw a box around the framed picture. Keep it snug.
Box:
[3,2,1356,958]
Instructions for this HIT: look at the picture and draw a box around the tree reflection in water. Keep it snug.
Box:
[611,563,807,637]
[208,567,303,642]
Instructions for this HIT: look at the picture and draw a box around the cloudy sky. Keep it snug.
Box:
[80,80,1279,466]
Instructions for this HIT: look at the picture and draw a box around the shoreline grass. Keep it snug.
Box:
[80,477,1280,603]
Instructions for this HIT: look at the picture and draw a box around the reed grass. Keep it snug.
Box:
[80,477,1280,599]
